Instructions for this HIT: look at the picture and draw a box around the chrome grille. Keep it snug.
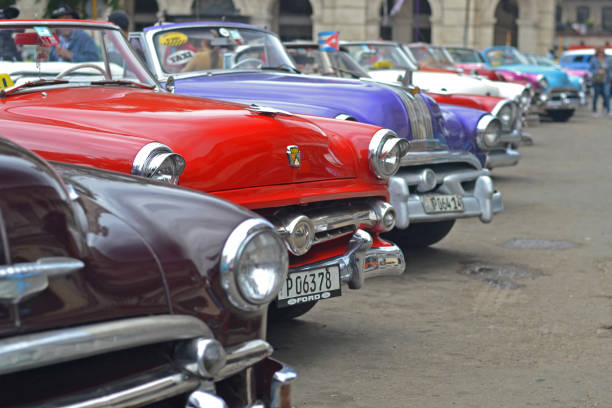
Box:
[549,87,580,101]
[378,83,434,140]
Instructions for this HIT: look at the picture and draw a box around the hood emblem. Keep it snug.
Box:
[286,145,301,167]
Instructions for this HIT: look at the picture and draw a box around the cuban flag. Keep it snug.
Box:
[318,31,339,52]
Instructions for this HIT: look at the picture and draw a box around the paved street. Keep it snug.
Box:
[268,106,612,407]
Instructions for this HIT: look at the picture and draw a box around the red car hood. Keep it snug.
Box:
[0,87,358,193]
[427,92,502,113]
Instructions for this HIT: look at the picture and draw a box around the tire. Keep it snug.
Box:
[547,109,574,122]
[268,301,318,321]
[381,220,456,249]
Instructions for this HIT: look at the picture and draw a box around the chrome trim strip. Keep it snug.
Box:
[335,113,357,121]
[400,150,483,169]
[0,315,212,376]
[57,370,201,408]
[216,339,273,380]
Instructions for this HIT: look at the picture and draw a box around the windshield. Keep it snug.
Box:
[151,26,295,74]
[446,47,485,63]
[0,22,158,93]
[485,47,528,66]
[343,43,417,71]
[430,47,455,66]
[285,45,368,78]
[405,45,436,66]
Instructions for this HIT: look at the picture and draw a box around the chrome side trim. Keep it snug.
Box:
[216,340,273,380]
[0,315,212,376]
[0,257,84,305]
[335,113,357,121]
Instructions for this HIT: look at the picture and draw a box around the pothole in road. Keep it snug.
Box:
[458,263,543,289]
[502,238,578,250]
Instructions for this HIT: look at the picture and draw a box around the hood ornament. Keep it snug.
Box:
[286,145,301,167]
[248,104,293,116]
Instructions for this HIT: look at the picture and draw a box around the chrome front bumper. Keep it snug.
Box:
[290,229,405,291]
[485,147,521,169]
[0,315,296,408]
[389,163,503,229]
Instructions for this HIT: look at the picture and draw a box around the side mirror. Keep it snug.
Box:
[166,75,175,93]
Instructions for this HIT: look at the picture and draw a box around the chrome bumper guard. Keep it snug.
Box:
[485,147,521,169]
[498,128,523,145]
[0,315,295,408]
[389,160,503,229]
[290,229,405,290]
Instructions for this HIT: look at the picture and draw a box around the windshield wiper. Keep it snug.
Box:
[261,64,301,74]
[90,80,155,90]
[0,79,69,97]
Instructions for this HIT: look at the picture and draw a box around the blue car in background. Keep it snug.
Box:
[481,46,582,122]
[130,22,503,248]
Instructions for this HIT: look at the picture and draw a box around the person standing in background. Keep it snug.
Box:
[589,47,612,117]
[108,10,129,38]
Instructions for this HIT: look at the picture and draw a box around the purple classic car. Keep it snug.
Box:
[130,22,503,248]
[0,137,296,407]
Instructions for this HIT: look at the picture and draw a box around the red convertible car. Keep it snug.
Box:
[0,137,295,407]
[0,20,407,320]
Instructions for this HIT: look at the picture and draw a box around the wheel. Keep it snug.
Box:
[55,63,108,79]
[268,301,318,321]
[547,109,574,122]
[381,220,456,249]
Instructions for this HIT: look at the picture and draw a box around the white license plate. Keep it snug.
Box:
[422,194,465,213]
[276,265,341,308]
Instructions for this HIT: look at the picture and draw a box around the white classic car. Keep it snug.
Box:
[342,41,530,111]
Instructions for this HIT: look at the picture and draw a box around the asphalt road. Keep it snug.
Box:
[268,106,612,408]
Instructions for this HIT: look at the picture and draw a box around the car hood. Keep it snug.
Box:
[0,87,357,193]
[368,69,501,96]
[495,64,571,87]
[172,71,413,138]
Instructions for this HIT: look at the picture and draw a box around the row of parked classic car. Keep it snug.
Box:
[0,18,582,407]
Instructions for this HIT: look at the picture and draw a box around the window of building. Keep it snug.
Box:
[576,6,590,24]
[603,7,612,32]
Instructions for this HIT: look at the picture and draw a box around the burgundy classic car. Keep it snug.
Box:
[0,137,295,407]
[0,19,406,320]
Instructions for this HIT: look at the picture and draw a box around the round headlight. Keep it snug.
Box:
[519,89,531,108]
[132,142,186,184]
[369,129,408,180]
[476,115,501,150]
[220,218,288,312]
[497,104,513,130]
[537,76,548,90]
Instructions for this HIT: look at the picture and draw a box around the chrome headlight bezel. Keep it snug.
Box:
[368,129,408,180]
[132,142,186,185]
[476,115,502,150]
[220,218,288,312]
[492,100,517,132]
[537,75,548,91]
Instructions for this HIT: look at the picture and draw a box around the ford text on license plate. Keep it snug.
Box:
[276,265,341,308]
[422,194,465,213]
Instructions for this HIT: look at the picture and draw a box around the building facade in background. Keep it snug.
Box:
[13,0,557,54]
[555,0,612,49]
